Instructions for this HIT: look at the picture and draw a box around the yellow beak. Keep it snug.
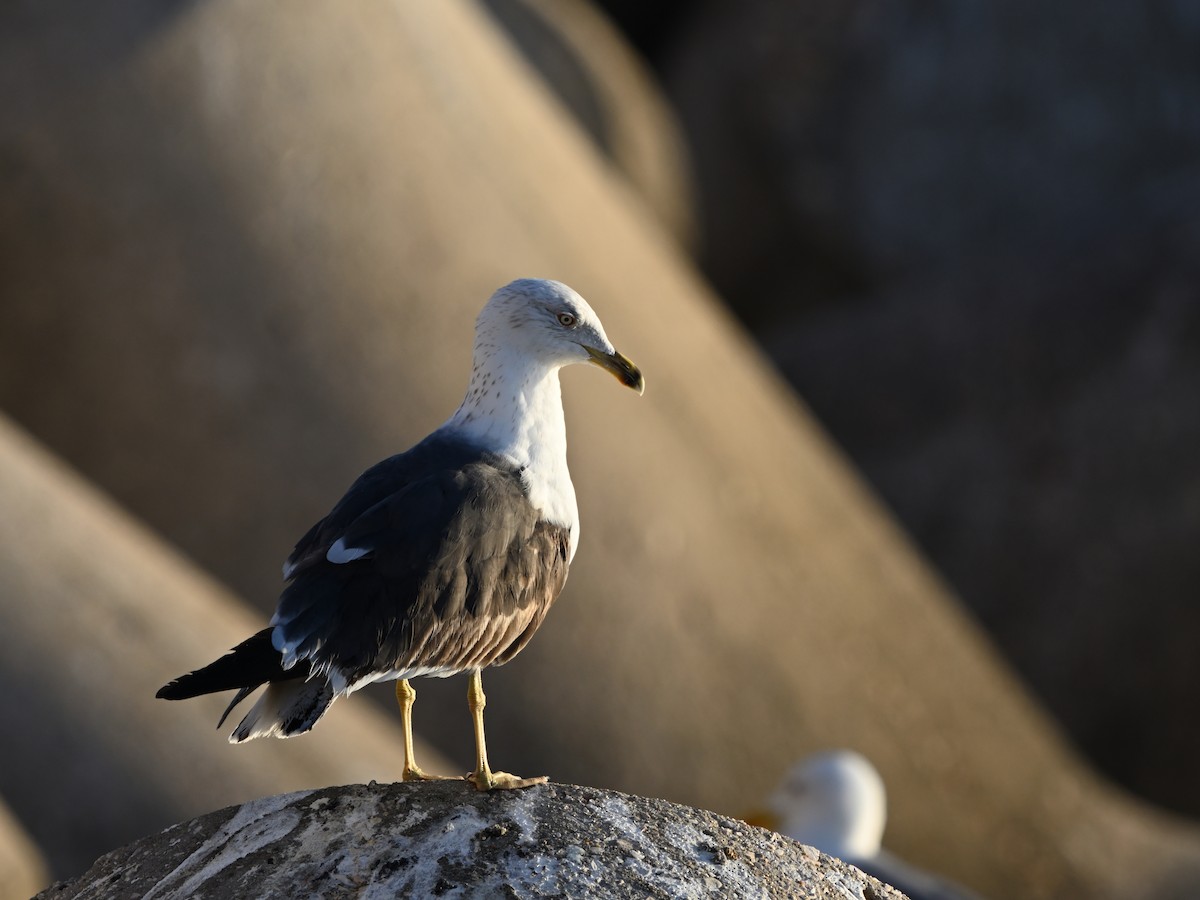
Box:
[584,345,645,395]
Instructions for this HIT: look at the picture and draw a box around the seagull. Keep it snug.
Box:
[158,278,644,791]
[746,751,985,900]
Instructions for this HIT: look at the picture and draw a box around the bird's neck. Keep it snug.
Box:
[444,352,579,557]
[445,352,569,473]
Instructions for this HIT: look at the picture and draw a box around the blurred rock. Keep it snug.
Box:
[1,1,1199,897]
[666,0,1200,814]
[37,782,907,900]
[668,0,1200,315]
[0,414,453,880]
[480,0,696,245]
[0,796,48,900]
[762,244,1200,820]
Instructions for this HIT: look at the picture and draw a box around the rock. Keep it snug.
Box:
[480,0,696,245]
[664,0,1200,819]
[762,249,1200,819]
[35,782,906,900]
[666,0,1200,313]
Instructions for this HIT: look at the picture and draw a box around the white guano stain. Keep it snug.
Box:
[143,790,316,900]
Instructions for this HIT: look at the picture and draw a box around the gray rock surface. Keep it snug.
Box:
[36,782,905,900]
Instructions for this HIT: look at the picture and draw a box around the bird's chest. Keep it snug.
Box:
[519,454,580,562]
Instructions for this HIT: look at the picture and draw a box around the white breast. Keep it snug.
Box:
[442,347,581,562]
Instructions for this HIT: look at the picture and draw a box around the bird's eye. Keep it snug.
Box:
[556,312,577,328]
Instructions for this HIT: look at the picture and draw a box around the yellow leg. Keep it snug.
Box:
[465,669,547,791]
[395,679,455,782]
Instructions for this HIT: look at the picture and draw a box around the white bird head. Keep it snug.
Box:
[474,279,644,393]
[752,750,888,861]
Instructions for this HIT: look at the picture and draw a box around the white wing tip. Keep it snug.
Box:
[326,537,369,564]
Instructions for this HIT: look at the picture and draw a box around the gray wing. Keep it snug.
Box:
[272,454,570,688]
[281,435,479,579]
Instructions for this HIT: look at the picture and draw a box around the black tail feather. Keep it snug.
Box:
[156,628,304,701]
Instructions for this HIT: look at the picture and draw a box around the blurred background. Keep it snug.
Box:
[2,1,1198,898]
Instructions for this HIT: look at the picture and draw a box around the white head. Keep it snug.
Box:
[763,750,888,860]
[472,279,643,391]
